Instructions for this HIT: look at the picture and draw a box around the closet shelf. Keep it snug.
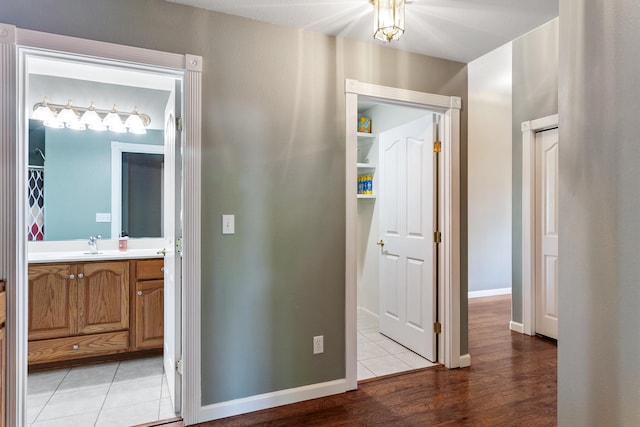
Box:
[357,194,376,200]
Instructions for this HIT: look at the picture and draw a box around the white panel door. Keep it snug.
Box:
[535,128,559,339]
[378,115,436,361]
[163,83,181,412]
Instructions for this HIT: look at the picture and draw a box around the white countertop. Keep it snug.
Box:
[28,249,164,263]
[28,238,167,263]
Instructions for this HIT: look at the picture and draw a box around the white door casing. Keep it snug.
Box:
[378,116,436,361]
[520,114,559,337]
[0,24,203,426]
[535,128,559,339]
[346,79,463,392]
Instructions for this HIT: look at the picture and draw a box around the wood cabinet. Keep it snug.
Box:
[27,257,164,367]
[0,280,6,427]
[132,259,164,350]
[28,261,130,364]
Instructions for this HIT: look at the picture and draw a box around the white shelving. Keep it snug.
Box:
[357,132,377,199]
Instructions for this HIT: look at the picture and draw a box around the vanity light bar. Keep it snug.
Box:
[32,98,151,132]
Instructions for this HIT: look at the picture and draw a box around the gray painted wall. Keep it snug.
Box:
[511,19,558,323]
[468,43,512,294]
[559,1,640,424]
[2,0,468,405]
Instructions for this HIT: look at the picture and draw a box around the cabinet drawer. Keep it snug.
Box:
[28,331,129,364]
[136,259,164,280]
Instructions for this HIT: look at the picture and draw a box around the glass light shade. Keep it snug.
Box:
[33,105,55,121]
[57,105,78,124]
[80,104,102,127]
[124,109,147,134]
[373,0,405,42]
[103,105,123,129]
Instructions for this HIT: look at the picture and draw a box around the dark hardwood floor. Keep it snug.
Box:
[141,295,557,427]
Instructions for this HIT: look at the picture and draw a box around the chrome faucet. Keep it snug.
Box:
[88,234,102,254]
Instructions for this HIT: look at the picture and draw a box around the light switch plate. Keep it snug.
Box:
[96,213,111,223]
[222,214,235,234]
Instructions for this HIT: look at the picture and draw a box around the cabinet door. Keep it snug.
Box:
[135,280,164,349]
[28,264,77,340]
[77,262,129,335]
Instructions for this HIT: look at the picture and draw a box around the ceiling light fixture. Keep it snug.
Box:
[372,0,405,43]
[31,98,151,133]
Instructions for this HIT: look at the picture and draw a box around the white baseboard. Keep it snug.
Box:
[509,321,524,334]
[459,354,471,368]
[468,287,511,299]
[197,379,346,423]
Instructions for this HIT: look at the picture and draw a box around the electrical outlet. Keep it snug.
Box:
[313,335,324,354]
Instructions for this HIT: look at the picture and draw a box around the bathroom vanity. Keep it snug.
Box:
[27,248,165,369]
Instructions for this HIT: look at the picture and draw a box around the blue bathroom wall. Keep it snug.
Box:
[43,125,163,240]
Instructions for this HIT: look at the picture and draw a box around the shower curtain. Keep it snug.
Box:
[27,167,44,240]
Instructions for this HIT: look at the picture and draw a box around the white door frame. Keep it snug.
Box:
[0,24,203,426]
[345,79,463,390]
[521,114,559,336]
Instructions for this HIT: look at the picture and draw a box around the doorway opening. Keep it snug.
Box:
[22,51,182,426]
[355,97,441,380]
[521,114,559,340]
[345,79,463,390]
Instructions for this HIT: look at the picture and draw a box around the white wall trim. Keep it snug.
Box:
[509,321,524,334]
[459,354,471,368]
[468,287,511,299]
[199,380,346,421]
[0,23,203,427]
[345,79,462,378]
[521,114,558,337]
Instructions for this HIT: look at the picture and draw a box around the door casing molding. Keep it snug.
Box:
[345,79,463,391]
[521,113,558,336]
[0,23,202,426]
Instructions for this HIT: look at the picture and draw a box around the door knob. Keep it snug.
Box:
[69,274,75,279]
[78,273,84,279]
[377,240,385,247]
[137,291,143,296]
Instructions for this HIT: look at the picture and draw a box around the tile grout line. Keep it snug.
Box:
[93,360,121,427]
[30,367,72,424]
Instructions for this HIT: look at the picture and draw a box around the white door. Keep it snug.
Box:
[535,128,559,339]
[378,115,437,361]
[163,84,182,412]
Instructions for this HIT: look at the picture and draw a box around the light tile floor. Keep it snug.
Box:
[357,308,438,381]
[27,356,175,427]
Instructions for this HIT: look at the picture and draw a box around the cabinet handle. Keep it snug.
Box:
[69,274,75,279]
[161,267,165,272]
[137,291,143,296]
[78,273,84,279]
[72,344,79,350]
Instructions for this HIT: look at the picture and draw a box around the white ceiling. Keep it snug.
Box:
[166,0,558,63]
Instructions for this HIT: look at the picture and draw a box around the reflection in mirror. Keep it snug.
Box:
[27,120,164,241]
[121,152,164,238]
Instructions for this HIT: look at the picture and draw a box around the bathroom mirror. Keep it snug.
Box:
[27,121,165,241]
[25,57,175,242]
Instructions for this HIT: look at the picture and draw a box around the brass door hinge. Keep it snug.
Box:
[176,116,183,132]
[434,322,442,334]
[434,141,442,153]
[176,359,184,375]
[434,231,442,244]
